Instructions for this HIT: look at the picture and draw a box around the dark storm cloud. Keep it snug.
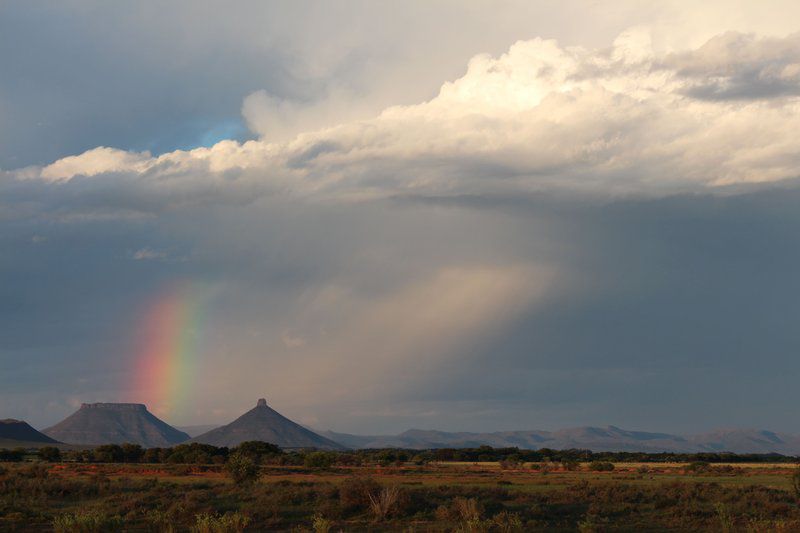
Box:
[5,167,800,432]
[667,32,800,100]
[394,186,800,432]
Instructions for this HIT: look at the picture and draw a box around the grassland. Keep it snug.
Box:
[3,458,800,531]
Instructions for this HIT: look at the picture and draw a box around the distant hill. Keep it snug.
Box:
[319,426,800,454]
[191,399,344,450]
[688,429,800,455]
[0,419,60,445]
[43,403,190,447]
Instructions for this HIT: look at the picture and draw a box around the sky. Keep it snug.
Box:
[3,0,800,434]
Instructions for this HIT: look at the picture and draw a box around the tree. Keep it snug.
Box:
[93,444,124,463]
[304,451,334,469]
[234,441,281,463]
[142,448,162,463]
[0,448,26,462]
[121,443,144,463]
[38,446,61,462]
[225,451,259,485]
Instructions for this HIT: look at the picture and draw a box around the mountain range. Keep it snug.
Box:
[8,401,800,454]
[319,426,800,454]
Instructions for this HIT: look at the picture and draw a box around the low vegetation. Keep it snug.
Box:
[2,443,800,530]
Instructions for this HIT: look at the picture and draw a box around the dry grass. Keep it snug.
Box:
[4,460,800,531]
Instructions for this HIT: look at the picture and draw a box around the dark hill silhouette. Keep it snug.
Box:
[43,403,189,447]
[0,419,60,444]
[191,399,343,449]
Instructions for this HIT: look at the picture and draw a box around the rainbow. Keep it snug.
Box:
[132,281,215,417]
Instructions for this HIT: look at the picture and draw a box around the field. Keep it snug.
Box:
[3,457,800,531]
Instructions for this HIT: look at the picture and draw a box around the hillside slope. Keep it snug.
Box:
[43,403,189,447]
[192,399,343,450]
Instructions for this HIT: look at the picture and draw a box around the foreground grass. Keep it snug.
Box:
[2,461,800,531]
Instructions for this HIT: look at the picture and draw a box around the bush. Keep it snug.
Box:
[792,467,800,500]
[687,461,711,473]
[589,461,615,472]
[339,476,382,512]
[52,510,123,532]
[561,458,580,471]
[121,443,144,463]
[304,451,335,469]
[234,441,281,463]
[93,444,124,463]
[225,451,259,485]
[166,443,228,464]
[451,497,484,530]
[38,446,61,462]
[311,513,333,533]
[143,447,163,463]
[499,454,523,469]
[0,447,26,462]
[192,512,250,533]
[367,486,401,522]
[492,511,524,532]
[21,463,50,479]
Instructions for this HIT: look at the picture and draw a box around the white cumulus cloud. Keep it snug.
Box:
[14,29,800,202]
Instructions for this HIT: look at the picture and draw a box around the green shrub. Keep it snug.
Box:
[192,512,250,533]
[225,451,259,485]
[715,502,734,533]
[38,446,61,462]
[304,451,335,469]
[52,510,123,532]
[561,458,580,471]
[492,511,523,532]
[144,509,177,533]
[451,496,484,530]
[234,441,281,463]
[588,461,615,472]
[121,443,144,462]
[93,444,124,463]
[367,485,401,522]
[687,461,711,473]
[499,454,523,469]
[339,475,382,512]
[311,513,333,533]
[0,447,26,462]
[792,466,800,500]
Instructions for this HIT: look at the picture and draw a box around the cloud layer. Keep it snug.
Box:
[15,30,800,204]
[4,12,800,434]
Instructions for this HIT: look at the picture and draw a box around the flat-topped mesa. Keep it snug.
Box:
[45,402,188,446]
[80,402,147,410]
[257,398,267,407]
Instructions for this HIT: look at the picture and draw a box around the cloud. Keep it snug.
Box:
[281,330,307,349]
[666,31,800,100]
[11,29,800,206]
[40,147,152,182]
[7,18,800,433]
[131,247,166,261]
